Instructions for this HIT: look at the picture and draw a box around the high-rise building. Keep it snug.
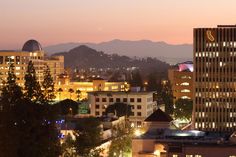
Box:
[0,39,64,87]
[193,25,236,132]
[168,61,193,102]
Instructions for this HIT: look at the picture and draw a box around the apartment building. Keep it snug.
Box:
[88,91,157,127]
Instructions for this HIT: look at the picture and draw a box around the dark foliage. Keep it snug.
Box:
[0,64,61,157]
[42,65,55,103]
[146,72,158,91]
[173,99,193,121]
[24,61,43,102]
[105,103,132,117]
[74,117,102,157]
[54,99,79,116]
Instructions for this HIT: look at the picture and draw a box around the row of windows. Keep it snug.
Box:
[173,155,202,157]
[195,122,236,129]
[95,111,142,117]
[95,104,142,110]
[95,97,142,103]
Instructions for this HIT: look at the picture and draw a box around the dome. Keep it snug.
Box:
[22,39,42,52]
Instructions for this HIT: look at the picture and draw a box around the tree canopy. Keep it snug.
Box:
[146,72,158,91]
[54,99,79,116]
[156,80,174,115]
[0,63,61,157]
[105,103,132,117]
[74,117,102,157]
[24,61,42,102]
[130,70,143,88]
[173,98,193,121]
[42,64,55,103]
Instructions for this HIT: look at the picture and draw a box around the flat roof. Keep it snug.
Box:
[88,91,156,95]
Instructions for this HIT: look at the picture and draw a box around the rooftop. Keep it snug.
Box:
[144,109,173,122]
[88,91,156,95]
[22,39,43,52]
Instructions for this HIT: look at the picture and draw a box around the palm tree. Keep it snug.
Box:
[76,89,81,101]
[68,88,74,100]
[57,88,63,100]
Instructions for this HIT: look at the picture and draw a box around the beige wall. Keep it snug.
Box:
[88,91,156,127]
[168,68,193,102]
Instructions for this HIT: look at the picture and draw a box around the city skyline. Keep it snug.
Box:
[1,0,236,49]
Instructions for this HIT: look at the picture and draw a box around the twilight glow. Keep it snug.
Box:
[1,0,236,49]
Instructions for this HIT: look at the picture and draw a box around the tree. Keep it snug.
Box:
[156,80,174,115]
[74,117,102,157]
[76,89,81,101]
[61,134,76,157]
[130,70,143,88]
[42,65,55,103]
[1,64,23,105]
[173,99,193,121]
[105,103,132,117]
[12,100,61,157]
[68,88,74,99]
[57,88,63,100]
[146,73,158,91]
[0,64,61,157]
[0,64,24,156]
[108,124,133,157]
[24,61,42,102]
[54,99,79,116]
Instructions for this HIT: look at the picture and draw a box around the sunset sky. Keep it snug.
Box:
[1,0,236,49]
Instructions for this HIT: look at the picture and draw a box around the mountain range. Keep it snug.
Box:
[53,45,170,76]
[44,39,193,64]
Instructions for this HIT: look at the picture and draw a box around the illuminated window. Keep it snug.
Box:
[195,155,202,157]
[181,96,190,99]
[180,82,189,86]
[15,65,22,71]
[173,155,178,157]
[219,62,223,67]
[186,155,193,157]
[181,89,190,93]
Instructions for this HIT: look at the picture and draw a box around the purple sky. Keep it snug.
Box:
[1,0,236,49]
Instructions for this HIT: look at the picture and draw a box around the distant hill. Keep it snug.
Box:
[53,45,170,74]
[44,40,193,65]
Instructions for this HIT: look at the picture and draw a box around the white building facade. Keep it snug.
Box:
[88,91,157,127]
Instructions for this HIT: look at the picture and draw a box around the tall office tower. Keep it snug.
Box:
[193,25,236,132]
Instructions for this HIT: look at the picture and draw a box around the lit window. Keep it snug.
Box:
[180,82,189,86]
[195,155,202,157]
[181,96,190,99]
[212,122,215,128]
[219,62,223,67]
[173,155,178,157]
[186,155,193,157]
[181,89,190,93]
